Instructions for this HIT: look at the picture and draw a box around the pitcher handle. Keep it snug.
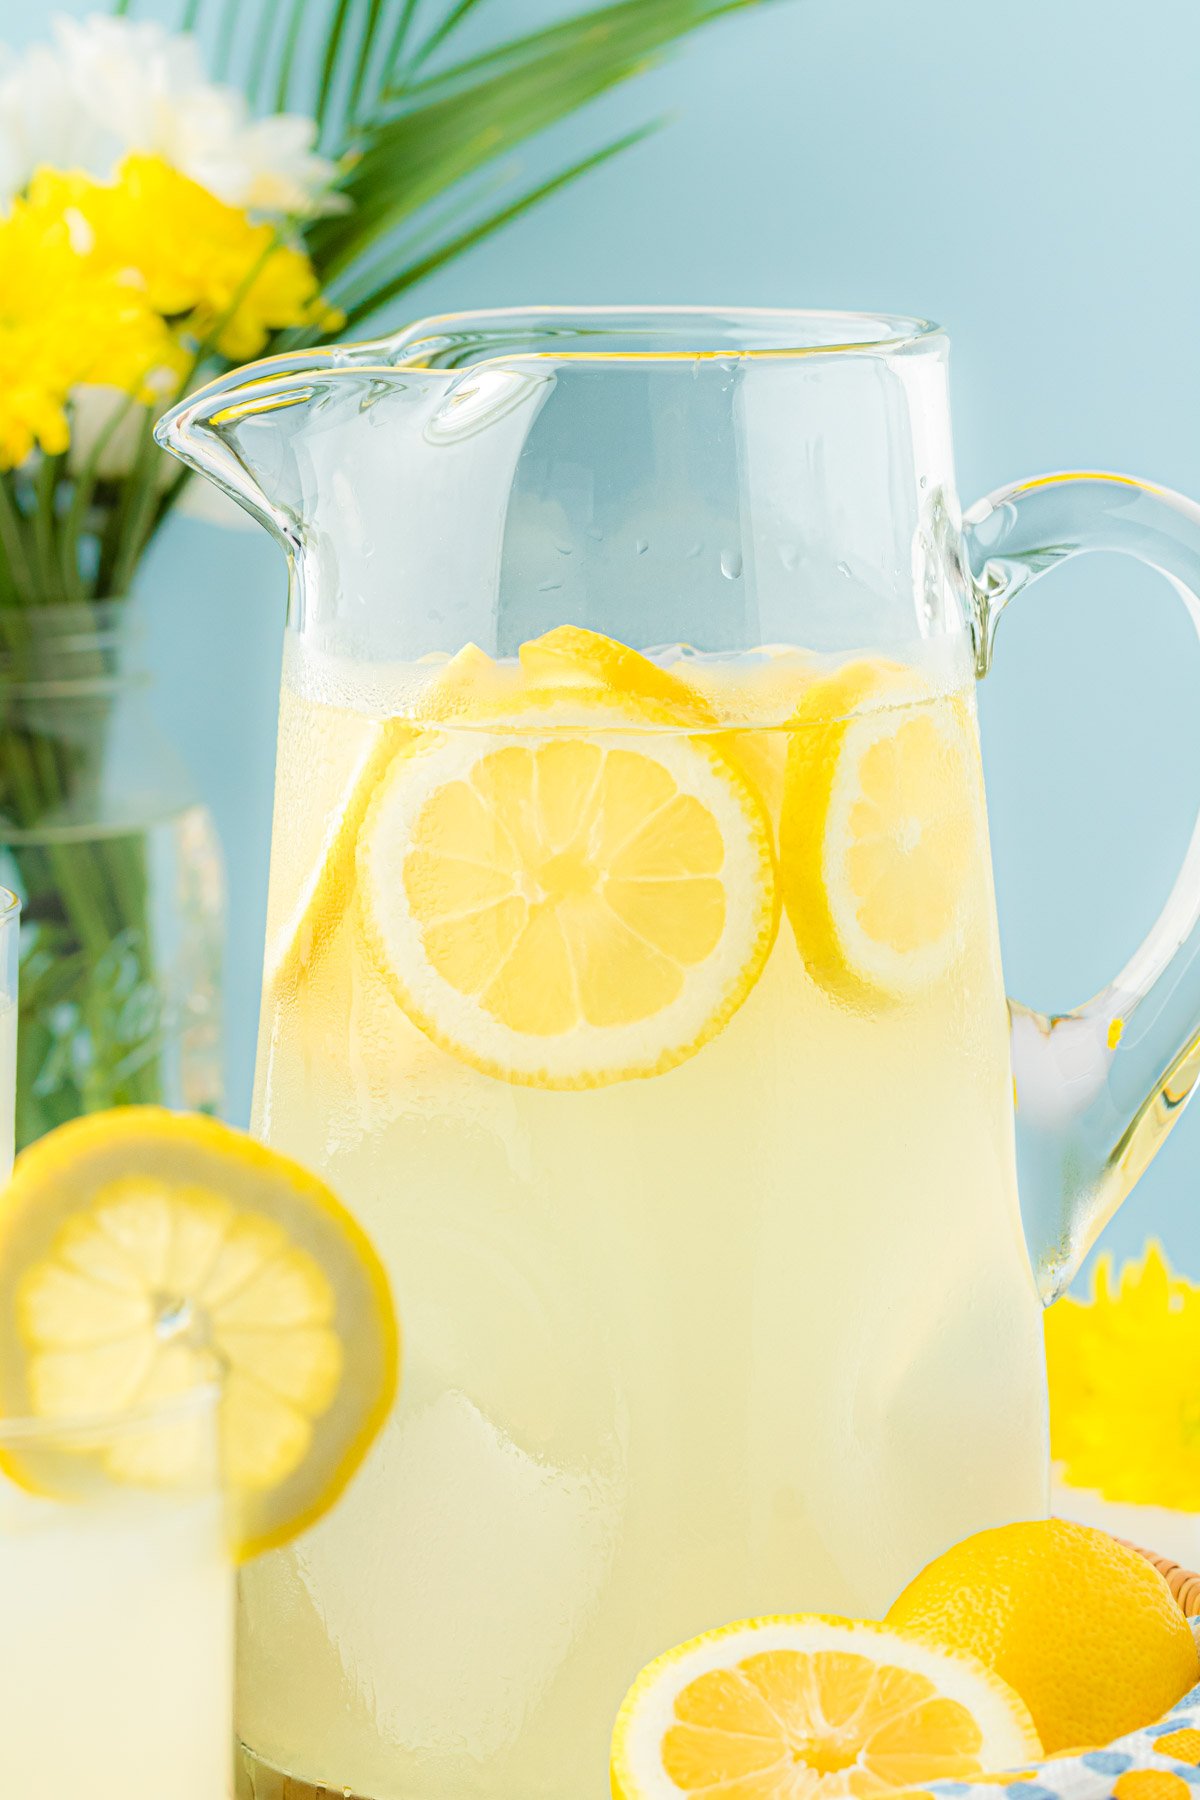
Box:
[962,471,1200,1301]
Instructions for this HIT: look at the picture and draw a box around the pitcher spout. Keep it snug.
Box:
[155,349,355,544]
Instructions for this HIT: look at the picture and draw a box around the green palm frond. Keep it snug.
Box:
[308,0,762,309]
[156,0,772,333]
[333,125,654,330]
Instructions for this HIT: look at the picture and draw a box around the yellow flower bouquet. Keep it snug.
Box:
[0,0,758,1145]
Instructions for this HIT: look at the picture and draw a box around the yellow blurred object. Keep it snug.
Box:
[1045,1240,1200,1510]
[886,1518,1200,1754]
[29,157,340,363]
[0,190,176,467]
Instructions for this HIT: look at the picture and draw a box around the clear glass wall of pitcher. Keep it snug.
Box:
[159,310,1200,1800]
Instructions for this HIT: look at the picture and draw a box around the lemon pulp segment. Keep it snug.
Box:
[357,712,779,1088]
[780,661,980,1003]
[612,1615,1042,1800]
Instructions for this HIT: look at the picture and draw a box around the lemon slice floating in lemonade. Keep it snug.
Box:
[358,687,779,1087]
[780,659,981,1003]
[611,1613,1042,1800]
[0,1108,398,1560]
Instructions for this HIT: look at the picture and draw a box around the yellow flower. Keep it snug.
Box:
[0,191,176,469]
[1046,1239,1200,1508]
[32,155,341,361]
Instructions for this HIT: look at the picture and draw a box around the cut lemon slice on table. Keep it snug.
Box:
[0,1108,398,1559]
[611,1615,1042,1800]
[780,660,982,1004]
[357,689,779,1088]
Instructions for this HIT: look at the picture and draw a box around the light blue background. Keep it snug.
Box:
[6,0,1200,1277]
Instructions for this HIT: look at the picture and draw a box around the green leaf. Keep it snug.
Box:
[306,0,761,284]
[316,0,359,132]
[395,0,751,104]
[407,0,491,74]
[379,0,424,81]
[335,123,656,329]
[347,0,391,119]
[273,0,312,110]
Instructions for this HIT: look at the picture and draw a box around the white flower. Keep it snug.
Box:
[67,382,173,484]
[0,14,343,218]
[66,383,257,530]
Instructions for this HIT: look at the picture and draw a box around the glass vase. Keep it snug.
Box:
[0,601,224,1147]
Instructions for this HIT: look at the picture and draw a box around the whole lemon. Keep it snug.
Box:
[887,1520,1199,1753]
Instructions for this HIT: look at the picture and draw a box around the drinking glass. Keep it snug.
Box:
[0,1384,233,1799]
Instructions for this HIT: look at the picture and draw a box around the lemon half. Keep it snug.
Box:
[611,1614,1042,1800]
[0,1108,398,1559]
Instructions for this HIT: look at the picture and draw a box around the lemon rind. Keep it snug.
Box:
[780,661,979,1007]
[355,704,780,1090]
[0,1107,400,1562]
[611,1613,1043,1800]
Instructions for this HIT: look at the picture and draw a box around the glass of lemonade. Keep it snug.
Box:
[159,309,1200,1800]
[0,1385,233,1799]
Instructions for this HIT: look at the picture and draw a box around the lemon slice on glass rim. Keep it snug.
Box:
[0,1107,399,1560]
[611,1613,1042,1800]
[356,684,779,1090]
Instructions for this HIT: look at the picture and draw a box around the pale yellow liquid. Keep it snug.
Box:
[0,1487,232,1799]
[241,639,1048,1800]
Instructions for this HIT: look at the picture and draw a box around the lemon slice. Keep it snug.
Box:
[518,627,800,821]
[0,1108,398,1559]
[268,647,523,991]
[779,660,981,1003]
[611,1614,1042,1800]
[267,713,415,994]
[518,625,716,722]
[357,696,778,1088]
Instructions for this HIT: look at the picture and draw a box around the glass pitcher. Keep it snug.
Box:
[159,309,1200,1800]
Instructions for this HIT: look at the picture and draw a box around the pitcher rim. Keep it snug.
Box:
[157,306,944,452]
[384,305,945,364]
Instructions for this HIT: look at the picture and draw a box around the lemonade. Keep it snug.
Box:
[0,1477,231,1800]
[240,629,1048,1800]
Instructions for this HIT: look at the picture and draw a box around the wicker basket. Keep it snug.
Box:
[1129,1541,1200,1617]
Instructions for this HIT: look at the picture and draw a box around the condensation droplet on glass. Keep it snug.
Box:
[686,542,704,560]
[835,560,851,579]
[919,475,928,490]
[720,549,743,580]
[586,525,604,541]
[780,544,800,572]
[537,579,563,593]
[635,538,649,556]
[556,542,574,556]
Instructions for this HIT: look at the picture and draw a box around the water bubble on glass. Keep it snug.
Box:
[835,560,851,579]
[720,549,743,580]
[780,544,801,571]
[635,539,649,556]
